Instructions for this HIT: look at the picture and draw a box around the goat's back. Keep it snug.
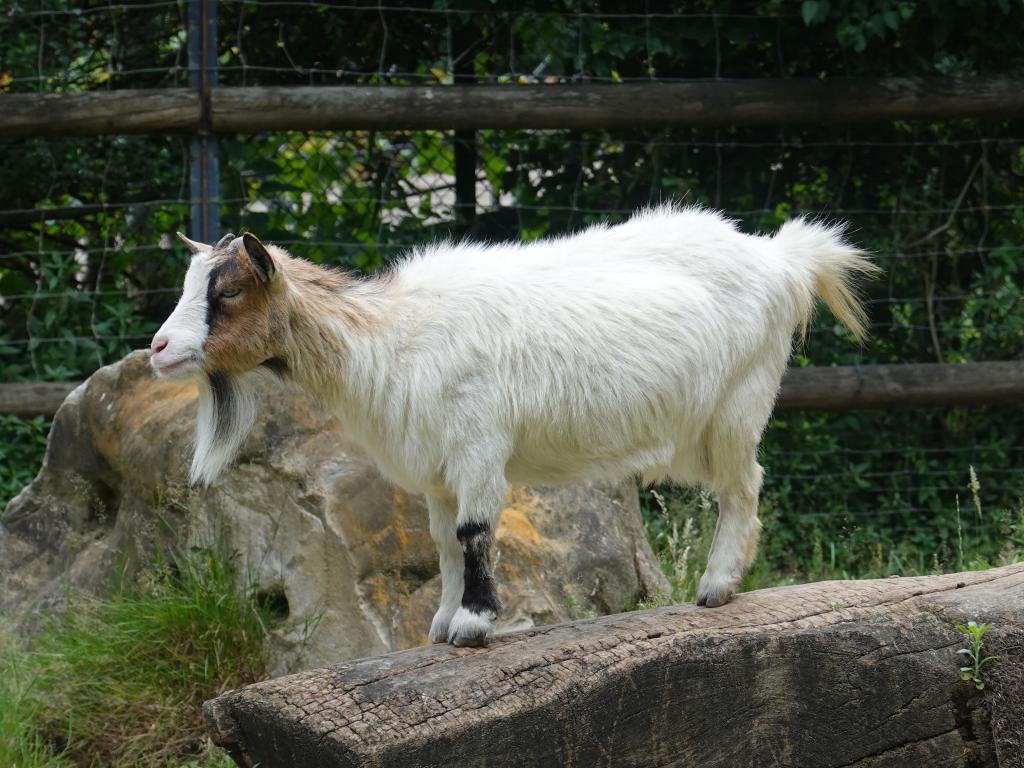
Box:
[345,207,809,485]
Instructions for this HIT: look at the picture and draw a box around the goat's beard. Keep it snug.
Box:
[190,370,259,487]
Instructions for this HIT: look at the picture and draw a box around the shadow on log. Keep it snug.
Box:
[205,565,1024,768]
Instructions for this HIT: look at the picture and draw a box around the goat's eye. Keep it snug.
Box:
[220,287,242,299]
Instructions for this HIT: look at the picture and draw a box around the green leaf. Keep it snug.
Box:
[801,1,820,26]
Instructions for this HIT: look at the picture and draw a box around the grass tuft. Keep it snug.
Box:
[2,547,273,768]
[642,469,1024,604]
[0,629,72,768]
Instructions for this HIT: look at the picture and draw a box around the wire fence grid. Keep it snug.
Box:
[1,1,1022,564]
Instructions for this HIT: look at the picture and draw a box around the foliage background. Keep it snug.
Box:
[1,0,1022,575]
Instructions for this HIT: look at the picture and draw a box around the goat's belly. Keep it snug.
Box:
[505,439,678,487]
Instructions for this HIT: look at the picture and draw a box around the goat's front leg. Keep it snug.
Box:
[447,479,504,647]
[426,494,463,643]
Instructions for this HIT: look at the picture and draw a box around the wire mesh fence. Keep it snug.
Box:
[1,0,1022,573]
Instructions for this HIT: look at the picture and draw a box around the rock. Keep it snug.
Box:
[203,564,1024,768]
[0,351,668,673]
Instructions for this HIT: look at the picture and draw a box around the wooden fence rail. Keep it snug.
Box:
[777,361,1024,411]
[3,77,1024,138]
[3,361,1021,418]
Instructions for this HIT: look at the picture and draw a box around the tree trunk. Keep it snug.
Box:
[204,564,1024,768]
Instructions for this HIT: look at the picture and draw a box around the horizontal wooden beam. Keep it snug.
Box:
[2,78,1023,138]
[211,78,1024,132]
[0,88,199,139]
[0,381,81,418]
[777,360,1024,411]
[2,361,1021,418]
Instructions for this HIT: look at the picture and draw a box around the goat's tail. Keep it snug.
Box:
[773,218,880,341]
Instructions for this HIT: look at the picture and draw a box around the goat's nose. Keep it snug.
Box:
[151,335,169,355]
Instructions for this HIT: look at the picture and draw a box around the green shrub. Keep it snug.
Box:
[0,416,50,515]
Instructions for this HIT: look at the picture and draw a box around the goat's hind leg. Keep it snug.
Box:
[696,368,776,608]
[426,494,463,643]
[697,447,764,608]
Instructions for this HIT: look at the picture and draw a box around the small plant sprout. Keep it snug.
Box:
[651,489,694,594]
[968,465,983,520]
[956,620,998,690]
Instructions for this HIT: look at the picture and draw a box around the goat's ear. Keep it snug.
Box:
[241,233,276,283]
[215,232,236,249]
[176,231,209,254]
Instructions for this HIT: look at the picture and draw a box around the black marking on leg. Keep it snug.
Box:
[207,370,235,443]
[457,521,500,616]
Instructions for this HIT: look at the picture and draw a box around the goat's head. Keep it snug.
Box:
[151,231,285,487]
[151,232,284,380]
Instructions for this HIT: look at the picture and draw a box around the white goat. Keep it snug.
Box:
[151,205,876,646]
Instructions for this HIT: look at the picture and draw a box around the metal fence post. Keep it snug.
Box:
[188,0,220,243]
[454,130,477,230]
[453,24,476,232]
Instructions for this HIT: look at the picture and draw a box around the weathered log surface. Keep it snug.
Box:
[204,564,1024,768]
[3,77,1023,138]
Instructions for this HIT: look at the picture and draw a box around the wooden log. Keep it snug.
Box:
[0,381,80,418]
[0,361,1021,418]
[203,564,1024,768]
[2,78,1023,138]
[210,78,1024,132]
[777,360,1024,411]
[0,89,199,139]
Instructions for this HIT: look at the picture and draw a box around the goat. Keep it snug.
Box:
[150,205,877,647]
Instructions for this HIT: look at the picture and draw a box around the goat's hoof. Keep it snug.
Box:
[697,582,735,608]
[447,606,494,647]
[697,592,733,608]
[428,607,457,643]
[428,621,449,643]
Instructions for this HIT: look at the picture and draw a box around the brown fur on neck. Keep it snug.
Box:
[266,248,383,401]
[202,241,382,397]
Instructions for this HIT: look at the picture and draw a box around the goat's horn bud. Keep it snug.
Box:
[176,231,209,254]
